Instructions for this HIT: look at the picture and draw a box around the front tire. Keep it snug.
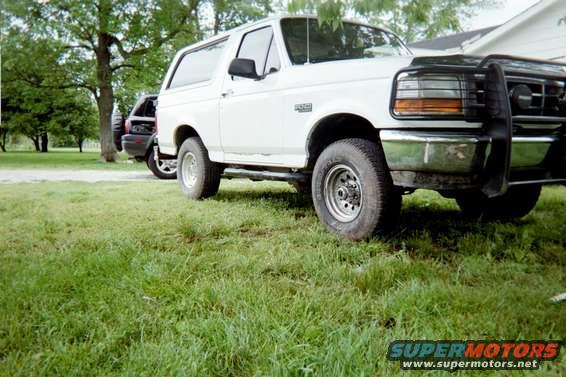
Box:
[456,185,541,220]
[177,137,221,199]
[312,138,401,240]
[147,150,177,180]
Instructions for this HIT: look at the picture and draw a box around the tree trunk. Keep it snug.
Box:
[78,138,83,153]
[95,33,117,162]
[31,136,40,152]
[213,2,220,34]
[40,132,48,153]
[0,130,7,152]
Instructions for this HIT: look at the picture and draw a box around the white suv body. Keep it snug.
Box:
[158,16,470,166]
[157,16,566,240]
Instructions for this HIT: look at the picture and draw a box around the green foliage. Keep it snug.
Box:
[50,92,99,151]
[1,0,204,160]
[112,0,273,113]
[209,0,273,33]
[1,27,98,152]
[2,59,54,150]
[1,0,275,153]
[288,0,499,42]
[2,85,99,152]
[1,87,50,149]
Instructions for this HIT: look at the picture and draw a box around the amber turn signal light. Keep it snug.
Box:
[394,98,463,115]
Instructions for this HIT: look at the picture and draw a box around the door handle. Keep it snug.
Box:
[221,89,234,98]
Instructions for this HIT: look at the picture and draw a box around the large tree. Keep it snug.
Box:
[288,0,497,43]
[1,26,93,152]
[111,0,274,114]
[2,61,97,153]
[50,91,99,153]
[2,57,54,152]
[3,0,201,162]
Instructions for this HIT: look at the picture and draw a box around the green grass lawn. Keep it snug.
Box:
[0,150,146,170]
[0,180,564,376]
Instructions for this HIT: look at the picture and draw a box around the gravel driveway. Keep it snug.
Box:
[0,169,157,184]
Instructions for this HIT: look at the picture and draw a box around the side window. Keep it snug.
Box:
[169,39,227,89]
[237,27,279,76]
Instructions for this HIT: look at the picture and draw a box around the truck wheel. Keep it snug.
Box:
[456,185,541,220]
[177,137,221,199]
[312,138,401,240]
[147,150,177,180]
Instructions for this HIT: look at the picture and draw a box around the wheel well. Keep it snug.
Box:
[306,113,378,169]
[174,125,199,150]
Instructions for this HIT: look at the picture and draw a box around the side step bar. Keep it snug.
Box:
[508,179,566,186]
[222,168,309,183]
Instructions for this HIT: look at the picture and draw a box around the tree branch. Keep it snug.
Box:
[63,44,94,51]
[50,5,97,49]
[13,68,97,97]
[109,10,192,59]
[111,63,136,72]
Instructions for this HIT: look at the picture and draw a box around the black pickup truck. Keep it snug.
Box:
[112,95,176,179]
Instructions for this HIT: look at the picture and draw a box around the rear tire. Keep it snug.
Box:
[177,137,221,199]
[456,185,541,220]
[147,150,176,180]
[312,138,401,240]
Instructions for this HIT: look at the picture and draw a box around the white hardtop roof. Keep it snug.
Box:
[176,14,397,55]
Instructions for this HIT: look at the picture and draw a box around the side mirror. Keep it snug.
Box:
[228,58,262,80]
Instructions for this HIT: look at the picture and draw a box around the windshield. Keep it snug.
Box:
[280,18,411,65]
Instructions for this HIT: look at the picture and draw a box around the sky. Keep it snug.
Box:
[463,0,540,30]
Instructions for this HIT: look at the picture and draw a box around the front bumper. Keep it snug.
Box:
[386,55,566,195]
[380,130,566,191]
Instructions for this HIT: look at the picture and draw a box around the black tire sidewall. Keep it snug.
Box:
[312,139,398,240]
[147,150,176,180]
[456,185,541,219]
[177,137,220,199]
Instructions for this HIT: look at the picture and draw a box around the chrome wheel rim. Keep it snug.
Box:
[157,159,177,174]
[323,164,363,222]
[181,152,198,188]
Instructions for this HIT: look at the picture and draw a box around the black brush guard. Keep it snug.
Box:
[390,54,566,197]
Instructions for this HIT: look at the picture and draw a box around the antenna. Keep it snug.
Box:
[306,17,310,64]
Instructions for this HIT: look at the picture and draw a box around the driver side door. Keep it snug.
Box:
[219,26,283,164]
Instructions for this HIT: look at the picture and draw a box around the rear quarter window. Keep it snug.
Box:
[168,39,228,89]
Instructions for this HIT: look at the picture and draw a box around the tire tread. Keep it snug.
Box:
[177,137,221,199]
[312,137,401,240]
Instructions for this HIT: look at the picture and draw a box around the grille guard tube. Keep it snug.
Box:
[482,63,512,197]
[389,56,566,196]
[388,62,515,197]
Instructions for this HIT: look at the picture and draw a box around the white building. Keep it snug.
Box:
[409,0,566,62]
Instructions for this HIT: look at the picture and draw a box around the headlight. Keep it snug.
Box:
[394,74,465,116]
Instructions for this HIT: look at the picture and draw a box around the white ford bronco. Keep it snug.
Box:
[157,16,566,240]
